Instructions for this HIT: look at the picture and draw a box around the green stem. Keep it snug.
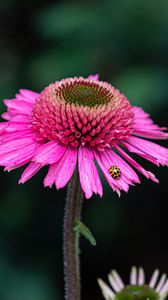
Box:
[63,168,84,300]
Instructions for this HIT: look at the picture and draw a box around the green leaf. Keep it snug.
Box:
[74,220,97,246]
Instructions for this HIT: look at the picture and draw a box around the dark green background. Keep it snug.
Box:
[0,0,168,299]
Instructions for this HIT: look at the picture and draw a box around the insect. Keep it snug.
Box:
[108,165,121,179]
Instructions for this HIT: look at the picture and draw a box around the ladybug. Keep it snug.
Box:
[108,166,121,180]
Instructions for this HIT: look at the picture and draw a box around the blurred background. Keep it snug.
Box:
[0,0,168,299]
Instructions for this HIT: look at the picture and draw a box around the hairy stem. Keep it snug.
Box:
[63,168,84,300]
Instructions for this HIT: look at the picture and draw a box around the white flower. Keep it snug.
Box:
[98,267,168,300]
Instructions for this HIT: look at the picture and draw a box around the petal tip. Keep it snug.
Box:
[18,178,24,184]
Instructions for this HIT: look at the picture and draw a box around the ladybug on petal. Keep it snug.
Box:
[109,166,121,180]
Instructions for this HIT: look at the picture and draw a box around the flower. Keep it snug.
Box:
[98,266,168,300]
[0,75,167,198]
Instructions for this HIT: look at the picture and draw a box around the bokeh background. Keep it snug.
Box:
[0,0,168,299]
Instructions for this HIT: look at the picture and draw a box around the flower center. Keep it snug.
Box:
[115,285,159,300]
[31,77,134,150]
[60,82,110,107]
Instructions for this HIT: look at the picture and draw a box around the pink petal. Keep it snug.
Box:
[133,107,168,140]
[121,141,159,166]
[0,130,34,143]
[17,89,39,103]
[33,140,66,165]
[0,142,40,167]
[4,99,33,115]
[43,163,58,188]
[0,137,37,154]
[10,115,30,123]
[3,122,32,133]
[2,108,21,116]
[78,145,103,199]
[1,112,11,120]
[55,147,78,189]
[126,136,168,166]
[0,122,8,134]
[94,149,127,195]
[115,145,159,183]
[19,162,41,183]
[134,130,168,140]
[5,162,30,171]
[94,149,137,193]
[44,146,77,189]
[107,148,140,184]
[87,74,99,81]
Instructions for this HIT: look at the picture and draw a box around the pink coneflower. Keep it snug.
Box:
[98,266,168,300]
[0,75,167,198]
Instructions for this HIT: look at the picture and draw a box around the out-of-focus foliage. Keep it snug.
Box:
[0,0,168,299]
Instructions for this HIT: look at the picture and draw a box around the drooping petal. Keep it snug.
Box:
[0,122,8,134]
[0,137,37,154]
[121,141,159,166]
[94,149,125,195]
[0,130,34,143]
[78,145,103,199]
[55,146,77,189]
[94,148,141,195]
[43,163,58,188]
[1,112,11,120]
[133,107,168,140]
[115,145,159,183]
[125,136,168,166]
[4,99,33,115]
[19,162,42,183]
[106,148,140,184]
[17,89,39,103]
[44,146,77,189]
[2,122,32,133]
[33,140,67,165]
[0,142,40,167]
[9,115,30,123]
